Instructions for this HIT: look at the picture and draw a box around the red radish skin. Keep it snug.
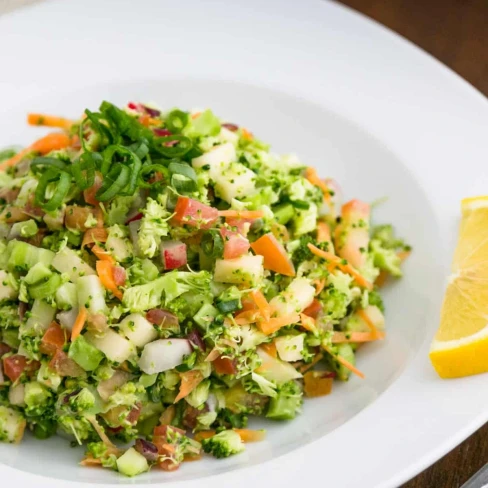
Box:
[220,227,250,259]
[113,266,126,286]
[161,241,187,269]
[172,196,218,228]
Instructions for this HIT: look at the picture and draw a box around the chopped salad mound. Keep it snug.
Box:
[0,102,410,476]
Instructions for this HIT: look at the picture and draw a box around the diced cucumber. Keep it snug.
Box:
[29,273,62,300]
[214,255,264,286]
[2,329,20,349]
[119,313,158,348]
[0,406,26,443]
[24,263,52,285]
[55,282,77,310]
[272,203,295,225]
[85,329,135,364]
[7,240,54,272]
[21,299,56,335]
[77,275,107,314]
[9,219,38,239]
[0,270,18,302]
[116,447,148,477]
[68,335,104,371]
[194,303,219,329]
[51,247,96,283]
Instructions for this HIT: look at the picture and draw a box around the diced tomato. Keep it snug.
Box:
[221,227,250,260]
[49,350,85,377]
[40,322,67,356]
[113,266,126,286]
[125,212,143,224]
[3,355,26,382]
[303,299,322,319]
[213,356,237,375]
[172,196,218,228]
[83,172,103,206]
[127,403,142,425]
[161,241,187,269]
[0,343,11,357]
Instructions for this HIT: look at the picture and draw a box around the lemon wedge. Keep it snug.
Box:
[430,196,488,378]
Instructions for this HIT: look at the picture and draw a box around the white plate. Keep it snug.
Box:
[0,1,487,487]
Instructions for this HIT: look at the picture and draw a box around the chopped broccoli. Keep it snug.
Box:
[320,271,354,322]
[106,196,137,226]
[201,429,245,458]
[24,382,52,417]
[370,239,402,277]
[137,197,171,258]
[371,224,410,251]
[0,302,22,329]
[86,441,118,469]
[368,289,385,312]
[266,381,302,421]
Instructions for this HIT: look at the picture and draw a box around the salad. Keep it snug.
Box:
[0,102,410,476]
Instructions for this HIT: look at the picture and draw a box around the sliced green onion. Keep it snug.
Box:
[71,152,99,190]
[165,110,190,134]
[168,161,196,181]
[34,169,71,211]
[154,135,192,157]
[83,109,115,147]
[128,140,149,160]
[123,151,142,196]
[292,200,310,210]
[138,164,169,188]
[95,164,130,202]
[30,157,69,174]
[201,230,224,258]
[169,161,197,194]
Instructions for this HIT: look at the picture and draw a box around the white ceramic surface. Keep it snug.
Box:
[0,1,487,487]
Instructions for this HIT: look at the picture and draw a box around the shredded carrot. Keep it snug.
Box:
[96,260,123,300]
[259,312,300,335]
[304,167,331,202]
[241,128,253,141]
[331,331,385,343]
[0,132,71,171]
[71,307,88,341]
[375,270,388,287]
[357,309,381,339]
[312,278,326,296]
[250,290,272,321]
[217,210,264,219]
[323,345,365,379]
[299,313,318,333]
[194,430,215,442]
[299,352,324,373]
[174,370,204,403]
[191,112,201,120]
[27,113,74,129]
[91,245,116,264]
[82,228,108,248]
[308,243,373,290]
[233,309,261,324]
[260,341,277,358]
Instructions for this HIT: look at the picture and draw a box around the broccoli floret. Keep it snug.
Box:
[215,408,248,429]
[368,289,385,312]
[86,441,118,469]
[320,271,354,322]
[370,239,402,277]
[127,258,159,286]
[266,380,302,421]
[201,429,245,458]
[371,224,410,251]
[0,302,22,329]
[156,425,202,466]
[24,381,52,417]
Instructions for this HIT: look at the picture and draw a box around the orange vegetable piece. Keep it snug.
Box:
[40,322,66,355]
[250,290,272,321]
[213,356,237,375]
[71,307,88,341]
[233,429,266,442]
[303,371,333,397]
[174,370,204,403]
[259,312,300,335]
[0,132,71,171]
[331,331,385,343]
[91,245,116,264]
[96,260,123,300]
[260,341,277,358]
[299,313,318,333]
[217,210,264,219]
[251,233,295,277]
[82,228,108,248]
[27,113,74,129]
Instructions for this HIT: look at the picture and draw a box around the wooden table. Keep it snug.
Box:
[337,1,488,486]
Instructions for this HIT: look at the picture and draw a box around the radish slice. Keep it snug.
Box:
[160,240,187,270]
[138,339,191,374]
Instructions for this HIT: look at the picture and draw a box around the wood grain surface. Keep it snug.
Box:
[337,1,488,487]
